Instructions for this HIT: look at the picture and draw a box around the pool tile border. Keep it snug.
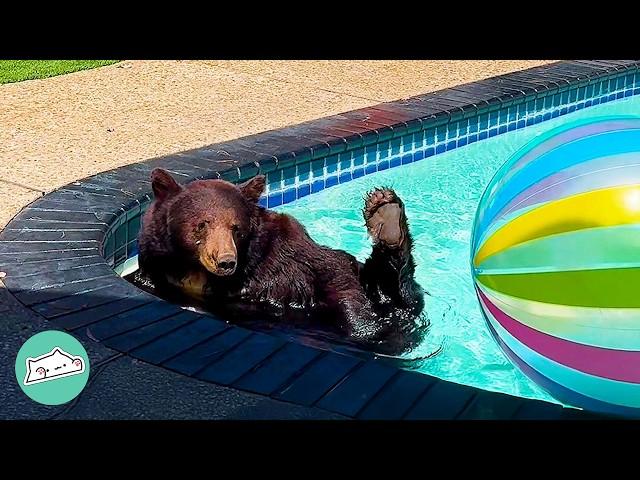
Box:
[3,60,638,419]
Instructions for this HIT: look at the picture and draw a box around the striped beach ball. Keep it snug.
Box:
[471,116,640,417]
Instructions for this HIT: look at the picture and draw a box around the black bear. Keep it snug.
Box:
[137,168,425,355]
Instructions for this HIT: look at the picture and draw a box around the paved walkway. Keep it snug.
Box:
[0,60,550,228]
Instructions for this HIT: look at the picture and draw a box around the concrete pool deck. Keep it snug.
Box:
[1,60,556,419]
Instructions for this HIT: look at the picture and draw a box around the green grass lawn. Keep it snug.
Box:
[0,60,120,85]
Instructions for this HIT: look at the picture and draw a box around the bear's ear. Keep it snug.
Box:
[238,175,266,203]
[151,168,182,202]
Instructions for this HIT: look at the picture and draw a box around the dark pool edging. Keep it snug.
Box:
[3,60,638,420]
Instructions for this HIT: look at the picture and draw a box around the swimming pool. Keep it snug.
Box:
[6,61,638,419]
[275,94,640,404]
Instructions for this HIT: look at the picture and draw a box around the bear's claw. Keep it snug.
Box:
[363,188,408,249]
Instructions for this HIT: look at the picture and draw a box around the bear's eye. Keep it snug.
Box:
[197,221,206,231]
[231,224,239,232]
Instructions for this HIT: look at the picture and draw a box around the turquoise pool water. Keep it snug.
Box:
[276,94,640,403]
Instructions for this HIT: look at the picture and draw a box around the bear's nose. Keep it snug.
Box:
[217,256,236,272]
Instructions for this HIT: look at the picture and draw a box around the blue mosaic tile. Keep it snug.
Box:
[425,128,436,144]
[267,193,282,208]
[435,144,446,154]
[577,87,587,101]
[267,171,282,195]
[626,73,634,87]
[297,164,310,182]
[586,84,594,97]
[544,95,553,109]
[351,148,364,165]
[365,163,377,175]
[478,131,488,141]
[489,111,498,127]
[468,120,478,134]
[377,141,390,158]
[325,155,338,174]
[498,125,508,134]
[479,113,489,130]
[353,168,365,179]
[447,140,457,150]
[436,125,447,143]
[390,138,401,155]
[400,153,412,165]
[352,151,364,166]
[339,171,352,183]
[378,160,390,171]
[609,78,617,91]
[127,215,141,242]
[401,134,413,150]
[114,247,127,266]
[283,189,296,204]
[414,149,425,161]
[311,180,324,193]
[128,242,139,258]
[458,120,468,137]
[283,166,296,186]
[425,146,435,157]
[339,156,352,171]
[297,184,310,199]
[326,175,338,188]
[447,122,459,140]
[569,89,577,103]
[311,159,324,179]
[364,145,376,162]
[593,82,602,97]
[457,137,468,147]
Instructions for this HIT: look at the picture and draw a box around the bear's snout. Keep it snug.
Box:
[216,254,237,276]
[200,250,238,277]
[195,222,240,277]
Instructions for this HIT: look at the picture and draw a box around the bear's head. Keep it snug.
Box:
[150,168,266,277]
